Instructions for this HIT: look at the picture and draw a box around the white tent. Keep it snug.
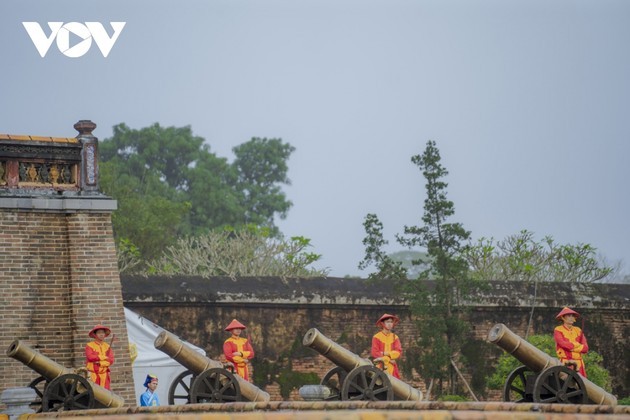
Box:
[124,307,206,406]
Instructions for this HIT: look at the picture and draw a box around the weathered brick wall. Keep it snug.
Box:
[122,276,630,401]
[0,210,135,405]
[0,212,74,388]
[66,212,135,402]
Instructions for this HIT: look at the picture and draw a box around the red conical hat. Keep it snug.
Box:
[555,307,580,320]
[89,325,111,338]
[225,319,247,331]
[376,313,400,328]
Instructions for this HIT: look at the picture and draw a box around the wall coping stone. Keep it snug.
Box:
[0,196,117,212]
[121,276,630,310]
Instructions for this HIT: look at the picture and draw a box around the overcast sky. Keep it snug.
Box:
[2,0,629,278]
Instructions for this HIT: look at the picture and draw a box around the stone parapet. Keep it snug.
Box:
[17,401,630,419]
[121,276,630,310]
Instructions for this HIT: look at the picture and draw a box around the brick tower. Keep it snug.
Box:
[0,121,135,405]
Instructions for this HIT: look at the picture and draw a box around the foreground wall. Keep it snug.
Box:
[122,276,630,400]
[0,122,135,405]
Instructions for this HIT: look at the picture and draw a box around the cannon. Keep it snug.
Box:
[6,340,124,412]
[488,323,617,405]
[302,328,423,401]
[154,330,269,404]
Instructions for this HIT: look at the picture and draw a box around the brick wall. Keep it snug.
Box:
[0,209,135,405]
[123,277,630,400]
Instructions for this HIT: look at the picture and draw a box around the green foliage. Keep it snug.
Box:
[618,396,630,405]
[252,359,276,387]
[145,225,328,277]
[438,394,469,402]
[487,334,612,392]
[460,339,497,399]
[100,123,295,262]
[100,159,192,261]
[116,238,142,273]
[252,336,321,398]
[232,138,295,230]
[277,370,320,399]
[358,213,408,281]
[464,230,616,283]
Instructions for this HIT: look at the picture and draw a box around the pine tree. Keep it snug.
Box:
[397,140,477,397]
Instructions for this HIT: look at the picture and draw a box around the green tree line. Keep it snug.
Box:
[99,122,325,276]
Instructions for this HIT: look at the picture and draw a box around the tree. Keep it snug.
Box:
[100,160,191,260]
[100,123,206,191]
[359,140,482,397]
[358,213,408,281]
[463,230,615,283]
[396,140,479,397]
[146,226,328,277]
[232,138,295,230]
[99,123,296,261]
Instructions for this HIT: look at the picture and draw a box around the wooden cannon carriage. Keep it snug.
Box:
[302,328,423,401]
[6,340,124,412]
[488,323,617,405]
[154,330,270,404]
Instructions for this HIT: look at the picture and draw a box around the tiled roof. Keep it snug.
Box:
[0,134,79,143]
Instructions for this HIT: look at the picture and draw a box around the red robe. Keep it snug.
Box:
[85,340,114,389]
[554,324,588,377]
[371,331,402,379]
[223,336,254,381]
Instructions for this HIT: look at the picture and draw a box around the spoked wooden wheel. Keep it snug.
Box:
[341,365,393,401]
[533,365,588,404]
[27,376,47,412]
[503,365,533,403]
[190,368,241,403]
[320,366,347,400]
[168,370,195,405]
[41,374,94,412]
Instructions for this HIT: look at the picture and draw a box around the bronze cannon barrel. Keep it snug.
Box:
[154,330,270,402]
[487,323,617,406]
[302,328,372,372]
[303,328,423,401]
[6,340,124,408]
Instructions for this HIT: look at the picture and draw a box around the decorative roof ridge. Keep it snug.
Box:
[0,134,79,144]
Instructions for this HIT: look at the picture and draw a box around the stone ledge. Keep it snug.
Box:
[22,401,630,419]
[0,197,117,212]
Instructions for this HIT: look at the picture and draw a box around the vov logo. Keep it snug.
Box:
[23,22,126,58]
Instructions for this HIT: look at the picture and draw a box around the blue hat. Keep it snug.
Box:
[143,374,158,388]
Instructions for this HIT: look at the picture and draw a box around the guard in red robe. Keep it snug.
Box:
[371,313,402,379]
[85,325,115,389]
[223,319,255,381]
[554,307,589,377]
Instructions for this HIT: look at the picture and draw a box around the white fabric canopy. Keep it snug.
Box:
[125,307,205,406]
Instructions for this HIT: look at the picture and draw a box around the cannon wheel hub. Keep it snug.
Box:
[190,368,242,403]
[340,365,393,401]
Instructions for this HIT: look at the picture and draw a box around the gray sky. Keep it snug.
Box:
[2,0,629,278]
